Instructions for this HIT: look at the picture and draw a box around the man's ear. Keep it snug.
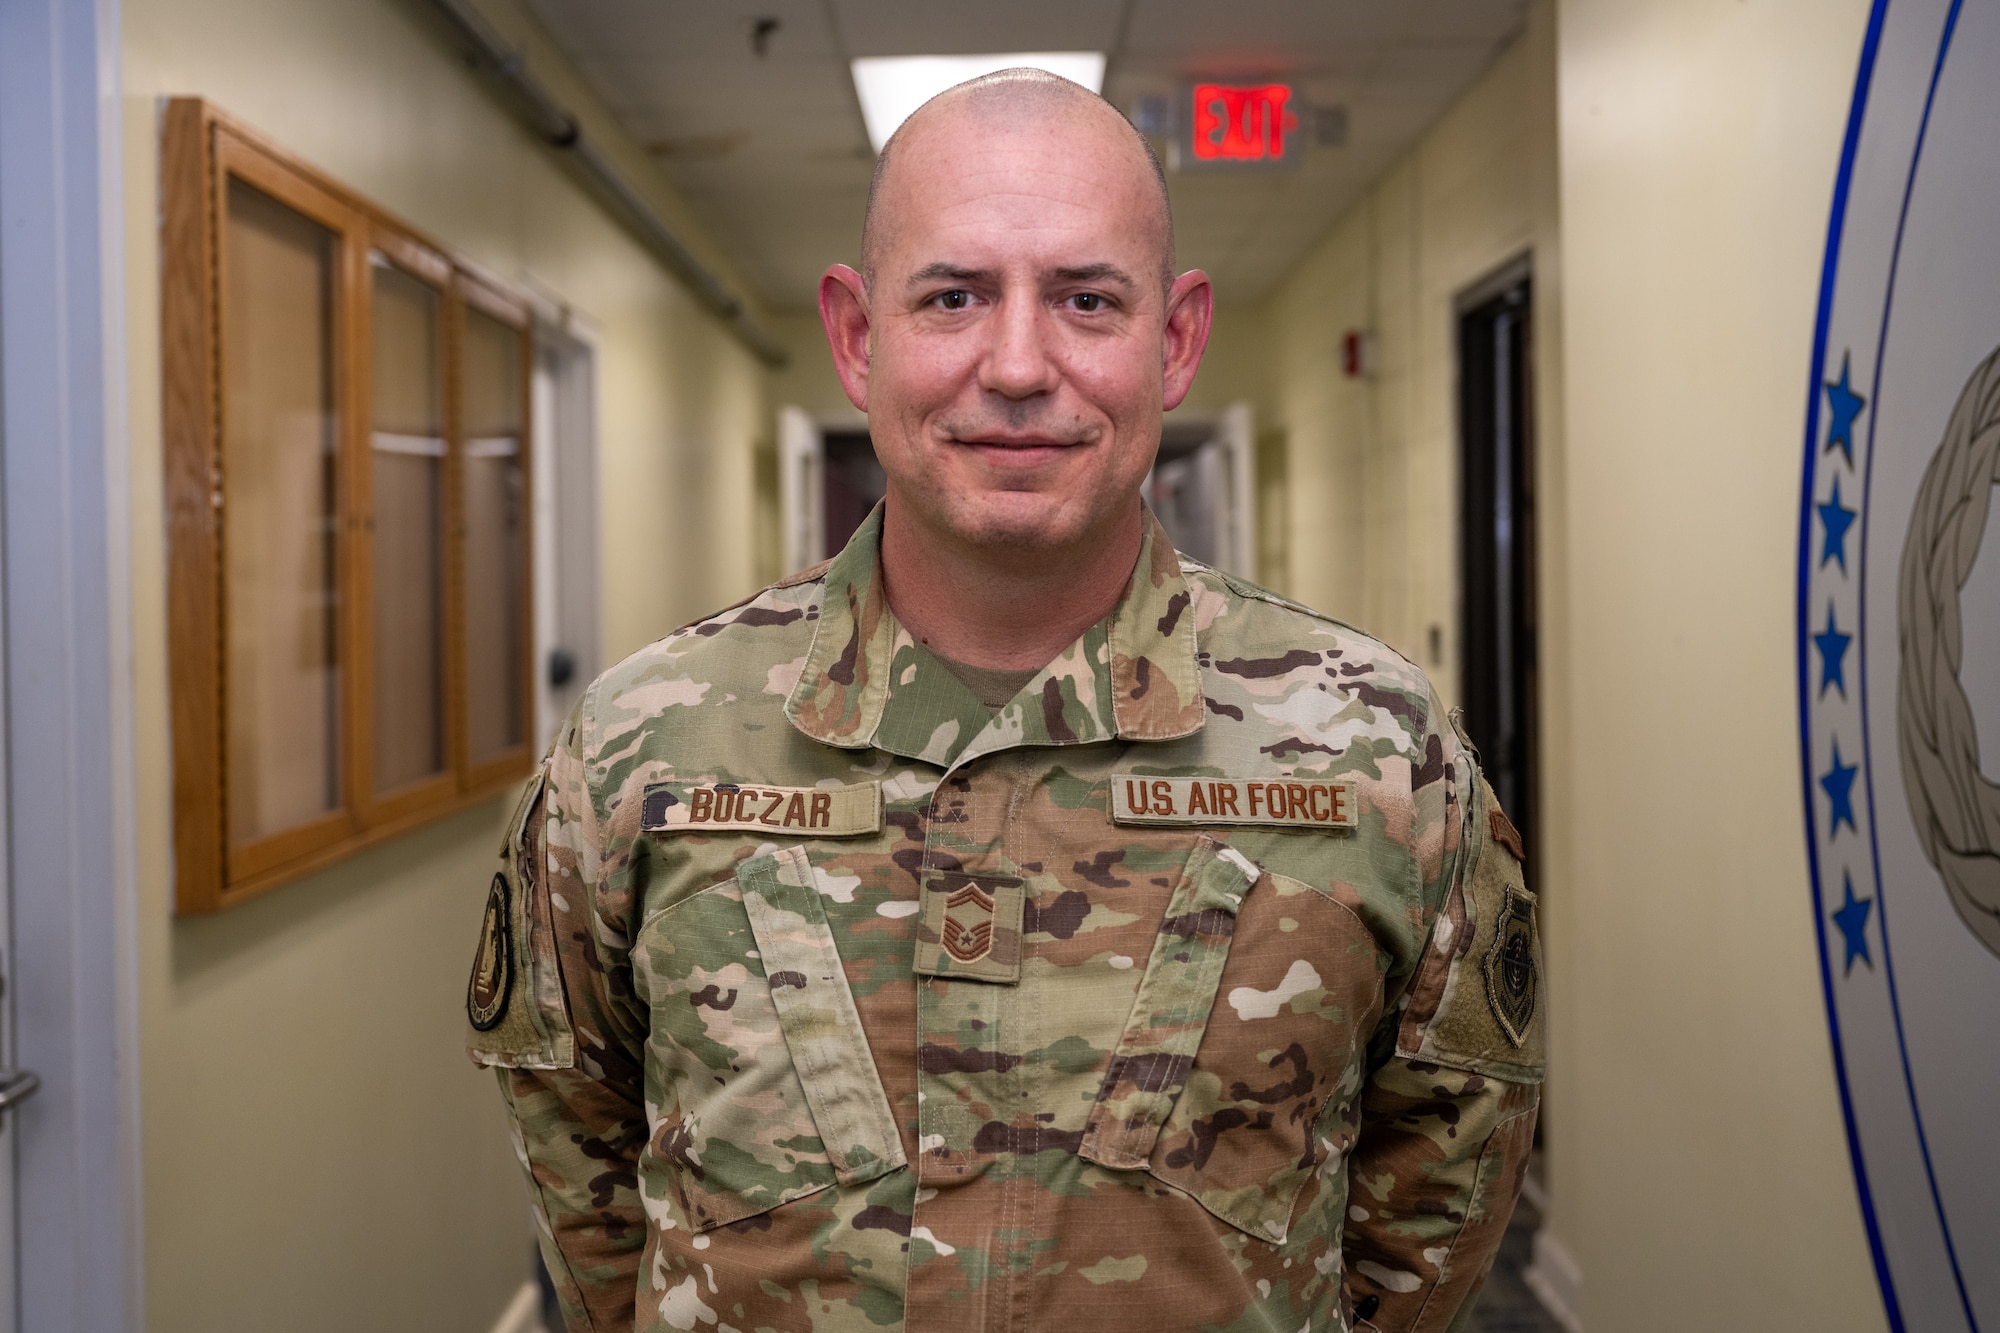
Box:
[820,264,872,413]
[1160,269,1214,412]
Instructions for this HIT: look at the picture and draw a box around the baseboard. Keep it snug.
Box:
[1524,1226,1584,1333]
[491,1280,545,1333]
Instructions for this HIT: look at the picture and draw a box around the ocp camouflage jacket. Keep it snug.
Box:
[468,507,1544,1333]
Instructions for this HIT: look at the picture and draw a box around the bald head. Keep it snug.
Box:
[860,68,1175,293]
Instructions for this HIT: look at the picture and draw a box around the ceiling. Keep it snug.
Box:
[522,0,1531,313]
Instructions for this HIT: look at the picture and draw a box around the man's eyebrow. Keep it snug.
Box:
[906,262,992,286]
[1050,262,1140,291]
[903,261,1143,292]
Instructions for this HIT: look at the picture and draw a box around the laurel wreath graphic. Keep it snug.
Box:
[1898,344,2000,958]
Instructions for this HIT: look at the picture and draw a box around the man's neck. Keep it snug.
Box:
[878,501,1144,672]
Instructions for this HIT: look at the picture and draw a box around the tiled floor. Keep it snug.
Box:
[1463,1186,1565,1333]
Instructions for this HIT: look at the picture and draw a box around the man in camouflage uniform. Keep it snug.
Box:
[467,68,1542,1333]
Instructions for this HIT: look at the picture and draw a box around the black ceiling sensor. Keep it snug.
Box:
[751,17,780,58]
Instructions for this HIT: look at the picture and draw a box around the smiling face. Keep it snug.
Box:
[822,79,1211,562]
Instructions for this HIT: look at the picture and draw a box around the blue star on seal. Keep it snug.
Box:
[1814,602,1852,698]
[1821,741,1859,837]
[1824,352,1867,464]
[1818,477,1858,574]
[1832,873,1873,974]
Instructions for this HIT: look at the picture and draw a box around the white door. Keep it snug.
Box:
[1216,402,1257,578]
[0,640,20,1333]
[0,675,32,1333]
[532,331,601,746]
[0,0,138,1327]
[779,406,827,575]
[1148,402,1257,577]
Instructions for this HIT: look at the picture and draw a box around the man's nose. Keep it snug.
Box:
[977,292,1060,400]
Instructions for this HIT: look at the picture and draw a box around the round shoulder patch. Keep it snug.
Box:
[467,872,514,1032]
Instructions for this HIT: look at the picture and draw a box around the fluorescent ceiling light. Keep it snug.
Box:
[850,53,1108,153]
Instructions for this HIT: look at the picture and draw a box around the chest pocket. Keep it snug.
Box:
[1079,843,1387,1244]
[635,845,905,1232]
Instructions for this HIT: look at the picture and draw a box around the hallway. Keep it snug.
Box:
[3,0,1992,1330]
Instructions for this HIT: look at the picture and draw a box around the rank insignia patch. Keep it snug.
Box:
[915,871,1025,984]
[941,885,997,962]
[467,872,514,1032]
[1483,885,1538,1047]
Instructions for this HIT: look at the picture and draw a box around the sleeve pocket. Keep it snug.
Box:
[467,770,578,1071]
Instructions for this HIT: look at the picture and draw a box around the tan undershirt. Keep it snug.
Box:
[926,647,1043,710]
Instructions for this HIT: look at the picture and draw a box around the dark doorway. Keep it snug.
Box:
[1457,269,1538,878]
[823,429,885,558]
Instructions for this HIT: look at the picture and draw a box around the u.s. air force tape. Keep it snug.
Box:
[1110,775,1357,830]
[642,780,882,837]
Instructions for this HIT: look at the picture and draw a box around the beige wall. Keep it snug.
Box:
[120,0,771,1327]
[1241,0,1564,689]
[770,310,863,428]
[1550,0,1884,1327]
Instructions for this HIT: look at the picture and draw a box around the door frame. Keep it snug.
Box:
[0,0,145,1328]
[528,313,600,748]
[1453,252,1539,865]
[777,405,845,576]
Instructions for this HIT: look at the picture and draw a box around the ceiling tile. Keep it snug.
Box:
[831,0,1128,56]
[522,0,1536,312]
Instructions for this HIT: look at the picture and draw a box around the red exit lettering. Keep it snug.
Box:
[1190,83,1297,162]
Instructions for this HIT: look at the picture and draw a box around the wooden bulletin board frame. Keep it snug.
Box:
[162,99,535,914]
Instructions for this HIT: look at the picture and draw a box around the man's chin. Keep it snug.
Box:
[941,492,1127,554]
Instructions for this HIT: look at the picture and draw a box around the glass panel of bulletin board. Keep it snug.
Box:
[368,259,449,797]
[221,178,345,847]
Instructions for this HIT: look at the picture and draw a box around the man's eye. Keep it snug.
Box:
[936,290,971,310]
[1072,293,1107,312]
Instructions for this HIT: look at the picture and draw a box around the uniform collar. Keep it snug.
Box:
[785,503,1205,765]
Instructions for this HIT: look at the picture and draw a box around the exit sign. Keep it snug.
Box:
[1185,83,1301,168]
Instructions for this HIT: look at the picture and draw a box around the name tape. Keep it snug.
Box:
[642,781,882,838]
[1111,775,1356,830]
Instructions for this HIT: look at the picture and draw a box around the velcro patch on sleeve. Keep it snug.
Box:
[1110,775,1356,831]
[1397,761,1545,1082]
[642,780,882,837]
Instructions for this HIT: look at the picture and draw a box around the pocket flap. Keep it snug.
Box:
[735,846,907,1183]
[1079,837,1258,1170]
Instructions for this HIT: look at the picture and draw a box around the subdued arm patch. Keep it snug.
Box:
[466,772,578,1071]
[467,873,513,1031]
[1395,760,1546,1081]
[1484,879,1539,1047]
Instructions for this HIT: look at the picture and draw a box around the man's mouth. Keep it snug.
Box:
[953,433,1091,464]
[961,442,1075,470]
